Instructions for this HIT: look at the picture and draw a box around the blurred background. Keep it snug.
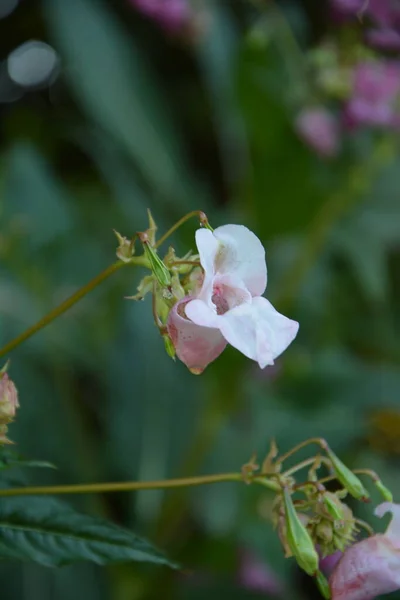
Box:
[1,0,400,598]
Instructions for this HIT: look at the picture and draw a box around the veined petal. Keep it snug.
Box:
[213,225,267,297]
[330,535,400,600]
[167,298,226,373]
[375,502,400,545]
[217,296,299,369]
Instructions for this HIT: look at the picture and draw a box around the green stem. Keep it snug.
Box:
[0,472,245,498]
[155,211,204,249]
[0,259,144,359]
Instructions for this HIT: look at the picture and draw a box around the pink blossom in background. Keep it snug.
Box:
[238,549,283,596]
[295,107,340,158]
[345,61,400,128]
[167,225,299,373]
[330,502,400,600]
[331,0,365,14]
[129,0,190,33]
[366,27,400,50]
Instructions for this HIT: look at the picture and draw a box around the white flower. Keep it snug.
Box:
[167,224,298,372]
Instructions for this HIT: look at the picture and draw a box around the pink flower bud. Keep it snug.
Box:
[295,108,340,158]
[0,373,19,422]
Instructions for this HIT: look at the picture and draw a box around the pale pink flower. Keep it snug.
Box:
[295,108,340,158]
[167,225,298,372]
[330,502,400,600]
[129,0,190,33]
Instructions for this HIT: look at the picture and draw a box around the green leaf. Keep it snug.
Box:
[0,496,177,568]
[45,0,194,203]
[0,449,56,472]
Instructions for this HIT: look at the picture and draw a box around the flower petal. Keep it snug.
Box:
[167,298,226,373]
[330,535,400,600]
[213,225,267,297]
[375,502,400,544]
[217,297,299,369]
[195,228,220,305]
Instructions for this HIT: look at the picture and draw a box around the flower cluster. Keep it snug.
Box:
[119,213,298,374]
[0,364,19,444]
[244,437,397,600]
[295,1,400,158]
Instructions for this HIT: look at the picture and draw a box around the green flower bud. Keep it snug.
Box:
[283,488,319,576]
[375,479,393,502]
[162,333,176,360]
[315,570,331,600]
[139,233,171,288]
[324,447,369,501]
[323,493,345,521]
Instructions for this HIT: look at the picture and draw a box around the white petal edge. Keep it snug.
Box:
[375,502,400,542]
[217,296,299,368]
[195,228,220,305]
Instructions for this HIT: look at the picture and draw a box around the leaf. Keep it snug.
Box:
[0,496,177,568]
[0,449,56,472]
[45,0,195,204]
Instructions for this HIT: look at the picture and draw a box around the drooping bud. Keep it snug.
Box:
[282,488,319,576]
[138,232,171,288]
[323,493,345,521]
[0,367,19,445]
[162,332,176,360]
[315,570,331,599]
[0,372,19,423]
[146,209,157,246]
[114,230,135,263]
[375,479,393,502]
[323,445,369,501]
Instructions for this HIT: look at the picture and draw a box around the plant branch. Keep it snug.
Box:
[0,472,247,497]
[0,259,144,359]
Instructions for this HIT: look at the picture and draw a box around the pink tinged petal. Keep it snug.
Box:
[217,297,299,369]
[167,298,226,373]
[330,535,400,600]
[212,273,252,313]
[212,224,267,297]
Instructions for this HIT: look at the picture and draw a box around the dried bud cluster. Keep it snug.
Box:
[0,366,19,444]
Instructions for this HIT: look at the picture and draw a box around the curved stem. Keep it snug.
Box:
[155,211,204,249]
[275,438,325,467]
[0,472,243,498]
[0,259,144,359]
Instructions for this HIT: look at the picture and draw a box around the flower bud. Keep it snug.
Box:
[324,446,369,501]
[163,332,176,360]
[139,232,171,288]
[375,480,393,502]
[323,493,345,521]
[283,488,319,576]
[0,372,19,423]
[315,570,331,599]
[114,230,135,262]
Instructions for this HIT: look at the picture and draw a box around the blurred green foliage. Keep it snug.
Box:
[1,0,400,599]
